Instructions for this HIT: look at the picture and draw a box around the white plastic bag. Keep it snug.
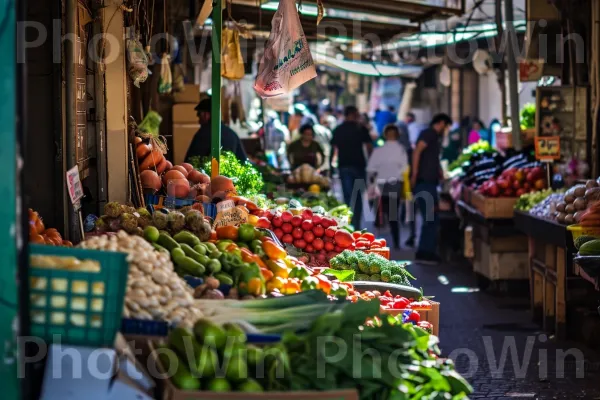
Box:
[158,53,172,94]
[253,0,317,98]
[126,37,149,88]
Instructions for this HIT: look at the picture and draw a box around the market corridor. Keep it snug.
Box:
[402,253,600,399]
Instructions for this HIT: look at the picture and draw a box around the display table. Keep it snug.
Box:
[457,201,529,285]
[513,211,574,340]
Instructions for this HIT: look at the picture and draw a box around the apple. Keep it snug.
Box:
[312,214,323,225]
[292,227,304,239]
[282,223,293,234]
[514,170,525,182]
[512,179,521,190]
[301,208,313,220]
[294,239,307,249]
[272,215,283,228]
[488,183,500,197]
[256,217,271,229]
[305,244,314,253]
[313,224,325,237]
[281,211,293,223]
[282,234,293,244]
[273,228,284,239]
[504,188,514,197]
[291,215,303,227]
[497,179,509,190]
[534,179,546,190]
[303,231,315,243]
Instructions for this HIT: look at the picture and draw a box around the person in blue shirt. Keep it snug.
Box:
[185,97,247,163]
[375,106,398,136]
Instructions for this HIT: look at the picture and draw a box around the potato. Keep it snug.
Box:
[586,180,599,189]
[556,212,567,224]
[564,194,576,204]
[564,214,575,225]
[574,211,585,223]
[574,185,587,198]
[574,197,587,211]
[585,187,600,202]
[565,204,575,214]
[556,202,567,212]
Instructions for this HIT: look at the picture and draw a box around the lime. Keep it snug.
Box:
[221,341,245,361]
[246,345,263,366]
[223,323,247,344]
[206,378,231,392]
[225,354,248,382]
[143,226,160,243]
[237,378,264,392]
[194,320,227,349]
[196,347,218,378]
[238,224,256,243]
[207,259,222,274]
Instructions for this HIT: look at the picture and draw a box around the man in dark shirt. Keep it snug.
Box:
[330,106,373,229]
[410,113,452,264]
[185,97,248,163]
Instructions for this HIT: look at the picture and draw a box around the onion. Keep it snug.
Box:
[168,179,190,199]
[140,170,162,192]
[171,165,189,177]
[188,170,210,184]
[164,161,173,172]
[209,175,235,195]
[181,163,194,173]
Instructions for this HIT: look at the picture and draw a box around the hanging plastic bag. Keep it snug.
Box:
[126,37,149,88]
[158,53,173,94]
[253,0,317,98]
[222,28,245,80]
[172,63,185,92]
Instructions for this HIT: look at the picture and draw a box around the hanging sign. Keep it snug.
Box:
[534,136,561,161]
[519,60,544,82]
[66,165,84,205]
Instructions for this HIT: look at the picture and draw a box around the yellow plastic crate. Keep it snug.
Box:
[567,224,600,241]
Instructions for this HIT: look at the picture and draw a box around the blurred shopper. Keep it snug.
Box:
[411,113,452,264]
[287,124,325,170]
[367,124,409,249]
[442,121,463,164]
[468,119,487,144]
[361,113,379,140]
[331,106,374,229]
[186,97,247,163]
[397,112,416,246]
[375,106,398,136]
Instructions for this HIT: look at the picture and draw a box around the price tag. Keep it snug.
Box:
[535,136,561,161]
[66,165,84,205]
[216,200,235,213]
[519,60,544,82]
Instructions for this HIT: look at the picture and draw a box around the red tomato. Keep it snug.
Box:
[324,241,335,251]
[303,230,315,243]
[301,219,313,231]
[394,297,410,309]
[282,223,293,234]
[334,245,343,253]
[272,216,283,228]
[383,290,393,298]
[282,234,293,244]
[370,243,382,249]
[256,217,271,229]
[312,214,323,225]
[325,226,337,238]
[406,310,421,323]
[301,208,313,220]
[320,217,332,228]
[294,239,307,249]
[273,228,284,239]
[380,238,387,247]
[334,230,354,248]
[281,211,293,222]
[266,209,277,220]
[292,227,304,239]
[313,224,325,237]
[361,232,375,243]
[352,231,361,240]
[305,244,314,253]
[291,215,303,227]
[312,238,324,251]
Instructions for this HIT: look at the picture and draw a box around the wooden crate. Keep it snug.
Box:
[471,191,518,219]
[382,300,440,337]
[473,239,529,280]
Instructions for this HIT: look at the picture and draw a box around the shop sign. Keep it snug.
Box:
[519,60,544,82]
[534,136,560,161]
[66,165,84,205]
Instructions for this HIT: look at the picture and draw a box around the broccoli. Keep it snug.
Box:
[390,275,405,284]
[369,263,383,275]
[389,264,405,276]
[329,258,341,270]
[380,263,391,273]
[370,274,381,281]
[355,274,370,281]
[358,263,370,274]
[381,270,391,282]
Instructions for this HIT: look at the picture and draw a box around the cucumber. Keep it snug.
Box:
[193,244,208,255]
[180,243,205,264]
[173,230,201,247]
[171,248,187,264]
[152,243,169,254]
[579,239,600,256]
[158,232,180,251]
[575,235,597,250]
[214,272,233,286]
[156,346,201,390]
[168,327,202,363]
[177,256,206,276]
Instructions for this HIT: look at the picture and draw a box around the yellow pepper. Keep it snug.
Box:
[263,240,287,260]
[266,260,290,279]
[266,277,287,292]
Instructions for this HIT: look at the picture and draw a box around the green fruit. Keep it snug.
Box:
[204,242,218,252]
[206,378,231,392]
[193,319,227,349]
[238,224,256,243]
[143,226,160,243]
[237,378,264,392]
[198,254,210,265]
[575,235,597,250]
[225,354,248,382]
[196,347,218,378]
[246,345,263,366]
[209,250,222,259]
[221,341,245,360]
[370,274,381,281]
[214,272,234,286]
[207,259,222,274]
[158,232,180,251]
[173,230,201,247]
[156,346,200,390]
[194,244,208,255]
[170,248,186,264]
[223,323,247,343]
[579,239,600,256]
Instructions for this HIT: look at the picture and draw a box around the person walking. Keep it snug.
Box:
[287,124,325,170]
[367,124,409,249]
[410,113,452,264]
[397,112,417,246]
[331,106,374,229]
[185,97,247,163]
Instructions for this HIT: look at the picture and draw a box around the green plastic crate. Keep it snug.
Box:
[28,244,129,347]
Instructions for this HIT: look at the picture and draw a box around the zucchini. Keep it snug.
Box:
[158,232,180,251]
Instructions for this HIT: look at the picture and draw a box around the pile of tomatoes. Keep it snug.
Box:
[29,209,72,247]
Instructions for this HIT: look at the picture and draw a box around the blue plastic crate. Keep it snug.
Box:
[144,194,217,219]
[183,275,232,296]
[121,318,170,337]
[29,244,129,347]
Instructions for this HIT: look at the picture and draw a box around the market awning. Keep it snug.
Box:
[314,52,423,77]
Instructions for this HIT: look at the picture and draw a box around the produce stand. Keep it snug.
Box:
[513,210,573,339]
[457,200,529,286]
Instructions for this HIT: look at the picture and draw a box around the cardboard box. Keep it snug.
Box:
[173,104,198,124]
[173,124,199,165]
[174,84,200,104]
[381,300,440,338]
[40,337,154,400]
[470,191,518,219]
[149,342,360,400]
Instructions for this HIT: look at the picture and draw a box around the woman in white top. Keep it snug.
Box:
[367,124,410,249]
